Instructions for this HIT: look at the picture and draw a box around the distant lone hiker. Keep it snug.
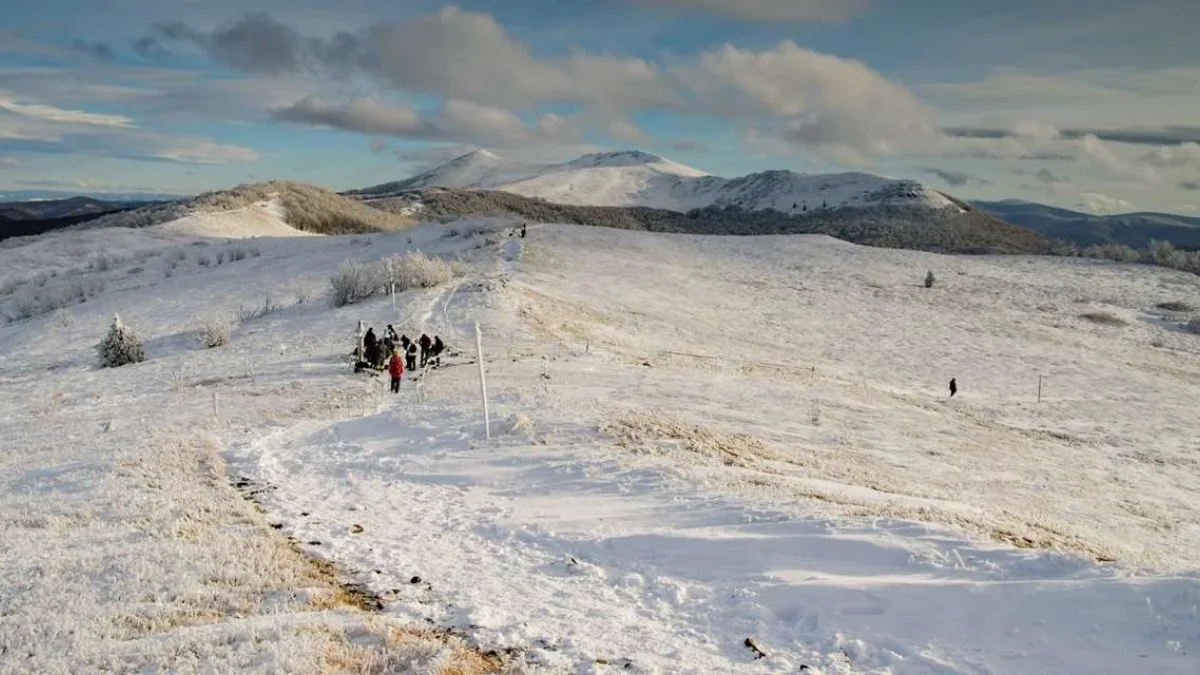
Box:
[949,378,957,397]
[388,349,404,393]
[520,223,527,238]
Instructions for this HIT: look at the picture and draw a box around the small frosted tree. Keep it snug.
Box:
[98,313,145,367]
[925,270,936,288]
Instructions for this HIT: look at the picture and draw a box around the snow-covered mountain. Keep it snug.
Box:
[353,149,960,213]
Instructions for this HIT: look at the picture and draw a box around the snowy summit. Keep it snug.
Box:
[355,149,959,213]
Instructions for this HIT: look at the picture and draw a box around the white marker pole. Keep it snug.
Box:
[212,390,219,422]
[475,322,491,439]
[391,283,396,311]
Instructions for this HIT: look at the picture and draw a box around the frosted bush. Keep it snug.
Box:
[330,252,462,307]
[378,251,456,291]
[199,314,236,348]
[330,261,381,307]
[1186,316,1200,335]
[97,314,145,367]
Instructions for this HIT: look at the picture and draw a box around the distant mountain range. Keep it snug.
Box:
[0,196,163,241]
[973,200,1200,250]
[350,149,960,214]
[6,153,1200,255]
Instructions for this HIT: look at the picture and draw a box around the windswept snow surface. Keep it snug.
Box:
[154,196,314,239]
[358,149,958,213]
[3,219,1200,672]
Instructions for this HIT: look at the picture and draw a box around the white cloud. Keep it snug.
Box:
[1143,142,1200,168]
[364,7,675,112]
[606,119,651,144]
[0,98,136,128]
[272,96,581,148]
[0,95,257,164]
[1078,134,1127,175]
[274,96,426,135]
[640,0,870,21]
[154,138,259,164]
[920,70,1127,106]
[1077,192,1134,214]
[681,41,936,162]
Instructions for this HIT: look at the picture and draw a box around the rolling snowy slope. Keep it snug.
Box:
[3,215,1199,672]
[354,149,959,213]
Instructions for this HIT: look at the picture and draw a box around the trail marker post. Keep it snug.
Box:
[391,283,396,311]
[212,390,219,422]
[476,322,491,439]
[1038,374,1043,404]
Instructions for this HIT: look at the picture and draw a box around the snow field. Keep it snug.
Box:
[0,221,512,673]
[2,216,1199,673]
[227,224,1199,672]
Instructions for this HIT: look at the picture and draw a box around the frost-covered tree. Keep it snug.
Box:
[97,313,145,367]
[925,270,936,288]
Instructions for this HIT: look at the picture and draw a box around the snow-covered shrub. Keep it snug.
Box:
[1146,240,1186,269]
[330,253,462,307]
[378,251,457,292]
[238,294,282,322]
[97,314,145,367]
[226,245,249,262]
[330,261,381,307]
[199,314,236,348]
[197,254,212,267]
[1083,244,1142,263]
[1186,316,1200,335]
[89,254,123,272]
[925,270,936,288]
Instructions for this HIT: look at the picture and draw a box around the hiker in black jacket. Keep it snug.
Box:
[430,336,445,367]
[418,333,432,368]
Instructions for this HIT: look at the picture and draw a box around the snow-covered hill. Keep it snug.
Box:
[3,214,1200,672]
[354,149,959,213]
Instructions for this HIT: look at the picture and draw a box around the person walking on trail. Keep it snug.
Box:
[949,378,957,397]
[386,324,399,343]
[430,336,445,368]
[388,350,404,393]
[418,334,432,368]
[520,223,527,238]
[406,341,418,372]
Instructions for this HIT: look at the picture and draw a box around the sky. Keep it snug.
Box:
[1,0,1198,214]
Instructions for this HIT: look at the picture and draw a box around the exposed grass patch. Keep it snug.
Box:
[1079,312,1126,327]
[1157,301,1194,312]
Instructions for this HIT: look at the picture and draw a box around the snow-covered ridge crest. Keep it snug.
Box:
[79,181,413,237]
[354,149,959,213]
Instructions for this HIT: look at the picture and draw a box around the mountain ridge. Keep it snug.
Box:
[974,200,1200,249]
[351,149,959,214]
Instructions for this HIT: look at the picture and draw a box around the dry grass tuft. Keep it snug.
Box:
[1078,311,1126,327]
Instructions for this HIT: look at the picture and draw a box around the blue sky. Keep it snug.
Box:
[1,0,1198,213]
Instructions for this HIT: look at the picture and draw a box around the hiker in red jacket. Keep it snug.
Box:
[388,350,404,393]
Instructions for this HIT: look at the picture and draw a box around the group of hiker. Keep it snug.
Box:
[355,324,446,394]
